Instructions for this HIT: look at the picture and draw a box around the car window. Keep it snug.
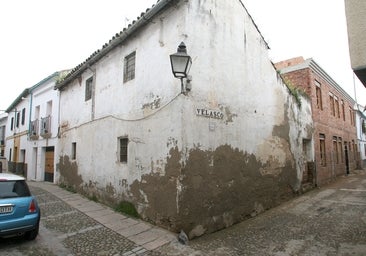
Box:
[0,180,31,198]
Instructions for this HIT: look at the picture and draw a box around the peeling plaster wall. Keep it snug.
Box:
[56,0,313,238]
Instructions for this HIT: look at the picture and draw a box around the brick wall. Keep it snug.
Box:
[277,60,358,185]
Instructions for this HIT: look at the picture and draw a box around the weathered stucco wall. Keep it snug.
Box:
[56,0,313,238]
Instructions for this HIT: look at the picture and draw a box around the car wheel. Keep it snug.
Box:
[25,219,40,240]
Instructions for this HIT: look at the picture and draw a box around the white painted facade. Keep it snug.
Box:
[26,73,62,182]
[5,90,31,174]
[56,0,314,236]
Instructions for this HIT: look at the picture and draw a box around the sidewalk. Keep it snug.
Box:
[29,181,179,252]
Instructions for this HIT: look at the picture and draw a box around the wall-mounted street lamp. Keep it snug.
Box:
[170,42,192,94]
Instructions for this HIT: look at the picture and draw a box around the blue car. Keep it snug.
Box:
[0,173,40,240]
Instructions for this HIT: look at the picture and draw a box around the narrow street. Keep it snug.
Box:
[160,170,366,255]
[0,170,366,255]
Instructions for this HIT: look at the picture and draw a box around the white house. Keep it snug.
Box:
[26,72,65,182]
[0,112,7,157]
[5,89,31,175]
[55,0,313,238]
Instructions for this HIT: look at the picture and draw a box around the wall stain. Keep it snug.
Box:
[130,146,182,230]
[130,144,298,239]
[57,155,83,189]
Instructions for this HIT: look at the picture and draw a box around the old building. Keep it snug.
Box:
[55,0,313,238]
[0,112,7,157]
[5,89,31,176]
[276,57,358,186]
[345,0,366,86]
[26,72,65,182]
[4,72,64,181]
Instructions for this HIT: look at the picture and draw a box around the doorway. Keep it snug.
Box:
[44,147,54,182]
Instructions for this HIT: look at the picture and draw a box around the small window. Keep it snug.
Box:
[329,93,335,116]
[16,112,20,128]
[21,108,26,125]
[72,142,77,160]
[333,136,338,164]
[123,52,136,83]
[349,106,355,126]
[119,137,128,163]
[341,100,345,121]
[334,97,340,118]
[319,134,326,166]
[338,138,343,163]
[85,77,93,101]
[315,81,323,110]
[10,117,14,131]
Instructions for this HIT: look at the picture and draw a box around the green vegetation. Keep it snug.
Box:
[283,77,302,107]
[114,201,139,218]
[59,183,77,193]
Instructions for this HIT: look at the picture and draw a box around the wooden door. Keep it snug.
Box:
[44,147,54,182]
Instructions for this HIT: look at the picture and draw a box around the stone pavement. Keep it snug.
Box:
[28,181,189,256]
[158,169,366,255]
[28,169,366,255]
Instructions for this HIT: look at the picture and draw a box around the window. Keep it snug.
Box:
[119,137,128,163]
[319,134,326,166]
[341,100,345,121]
[349,106,355,126]
[334,97,340,118]
[329,93,335,116]
[16,112,20,128]
[339,138,343,163]
[123,51,136,83]
[364,144,366,157]
[315,81,323,110]
[333,136,339,164]
[72,142,77,160]
[21,108,26,125]
[85,77,93,101]
[10,117,14,131]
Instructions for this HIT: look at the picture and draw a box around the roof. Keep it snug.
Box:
[279,58,356,105]
[55,0,173,90]
[5,72,61,113]
[5,88,30,113]
[55,0,270,91]
[0,173,25,181]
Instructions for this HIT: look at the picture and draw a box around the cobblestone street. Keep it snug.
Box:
[159,170,366,255]
[0,184,169,256]
[1,170,366,255]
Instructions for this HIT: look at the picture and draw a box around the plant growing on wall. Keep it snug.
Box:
[56,70,70,85]
[282,76,303,107]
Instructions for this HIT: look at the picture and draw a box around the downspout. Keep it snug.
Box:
[28,92,33,140]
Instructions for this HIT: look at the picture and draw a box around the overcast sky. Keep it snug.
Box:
[1,0,365,112]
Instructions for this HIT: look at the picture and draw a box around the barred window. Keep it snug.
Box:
[123,52,136,83]
[119,137,128,163]
[85,77,93,101]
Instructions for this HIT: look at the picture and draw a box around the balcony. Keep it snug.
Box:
[40,116,52,138]
[30,119,39,140]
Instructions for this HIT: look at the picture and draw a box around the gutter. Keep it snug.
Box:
[55,0,175,91]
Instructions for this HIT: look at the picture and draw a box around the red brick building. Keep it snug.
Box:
[276,57,358,186]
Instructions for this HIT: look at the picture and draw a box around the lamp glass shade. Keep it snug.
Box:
[170,54,192,78]
[170,42,192,78]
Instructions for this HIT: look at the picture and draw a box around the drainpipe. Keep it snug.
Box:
[28,93,33,140]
